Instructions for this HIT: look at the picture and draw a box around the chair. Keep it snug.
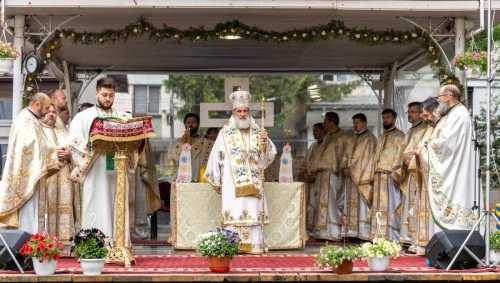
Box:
[150,178,171,240]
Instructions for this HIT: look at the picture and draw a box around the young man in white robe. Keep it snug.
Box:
[204,90,277,254]
[68,77,132,240]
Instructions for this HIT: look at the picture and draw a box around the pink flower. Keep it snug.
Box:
[473,51,479,60]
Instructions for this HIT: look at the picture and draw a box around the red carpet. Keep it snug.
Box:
[3,255,498,275]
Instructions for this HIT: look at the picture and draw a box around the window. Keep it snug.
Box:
[133,85,161,116]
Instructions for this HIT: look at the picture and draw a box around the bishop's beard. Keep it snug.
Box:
[234,116,251,129]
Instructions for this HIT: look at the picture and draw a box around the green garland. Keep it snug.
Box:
[23,16,462,98]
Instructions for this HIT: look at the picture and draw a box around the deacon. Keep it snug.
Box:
[39,105,75,244]
[172,113,214,182]
[410,97,440,255]
[313,112,348,241]
[341,113,377,240]
[370,109,404,241]
[418,85,477,231]
[68,77,133,239]
[204,90,277,254]
[297,122,326,231]
[392,102,426,245]
[0,93,59,234]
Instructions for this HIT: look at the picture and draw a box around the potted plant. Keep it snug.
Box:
[490,231,500,263]
[71,228,109,275]
[452,50,488,78]
[360,238,401,271]
[0,42,20,73]
[196,227,241,273]
[18,233,63,275]
[314,244,362,274]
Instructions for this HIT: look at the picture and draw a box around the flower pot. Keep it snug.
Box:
[367,256,390,271]
[80,258,105,275]
[0,59,13,74]
[32,258,57,275]
[208,256,231,273]
[490,250,500,264]
[465,67,481,79]
[332,259,353,274]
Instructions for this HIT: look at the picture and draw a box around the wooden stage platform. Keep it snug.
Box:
[1,254,499,282]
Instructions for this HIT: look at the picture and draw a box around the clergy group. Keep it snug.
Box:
[0,79,476,256]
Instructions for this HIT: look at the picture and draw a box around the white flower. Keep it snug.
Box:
[195,36,200,40]
[321,31,326,36]
[338,29,343,34]
[302,33,307,38]
[133,28,138,33]
[59,33,64,38]
[373,37,377,41]
[99,38,103,42]
[411,33,417,37]
[355,34,361,39]
[27,86,33,91]
[46,53,51,58]
[283,36,288,41]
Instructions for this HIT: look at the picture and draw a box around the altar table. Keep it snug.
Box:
[171,182,306,250]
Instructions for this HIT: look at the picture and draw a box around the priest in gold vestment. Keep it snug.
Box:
[0,93,59,233]
[410,97,440,254]
[370,109,404,241]
[38,105,75,244]
[391,102,426,245]
[313,112,348,241]
[204,90,277,254]
[342,113,377,240]
[172,113,214,182]
[297,123,325,231]
[341,113,377,240]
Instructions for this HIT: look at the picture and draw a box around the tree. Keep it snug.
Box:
[164,75,361,130]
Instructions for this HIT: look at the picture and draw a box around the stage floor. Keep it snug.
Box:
[1,246,500,282]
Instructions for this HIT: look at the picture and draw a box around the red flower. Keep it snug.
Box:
[37,241,45,250]
[43,252,50,259]
[36,247,41,254]
[47,243,54,250]
[26,246,33,254]
[38,258,44,263]
[53,253,60,261]
[33,234,40,240]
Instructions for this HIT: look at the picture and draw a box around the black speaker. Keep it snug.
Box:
[0,230,33,271]
[426,230,485,270]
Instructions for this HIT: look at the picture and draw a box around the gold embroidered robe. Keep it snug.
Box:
[38,122,75,244]
[370,127,404,241]
[391,121,426,244]
[172,135,214,182]
[0,108,59,230]
[297,140,323,230]
[313,129,347,240]
[408,123,435,247]
[129,140,161,238]
[204,116,277,253]
[340,130,377,239]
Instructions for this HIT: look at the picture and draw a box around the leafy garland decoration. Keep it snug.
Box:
[23,16,462,98]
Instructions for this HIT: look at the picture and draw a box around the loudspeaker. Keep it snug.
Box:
[0,230,33,271]
[426,230,485,270]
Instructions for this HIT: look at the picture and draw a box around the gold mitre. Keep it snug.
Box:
[229,90,251,109]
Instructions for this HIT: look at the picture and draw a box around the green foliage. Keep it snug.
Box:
[314,245,362,268]
[491,231,500,252]
[452,50,488,73]
[468,25,500,52]
[360,238,401,258]
[164,75,358,129]
[71,228,109,259]
[196,228,241,258]
[474,95,500,189]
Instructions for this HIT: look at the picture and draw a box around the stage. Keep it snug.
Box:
[1,248,500,282]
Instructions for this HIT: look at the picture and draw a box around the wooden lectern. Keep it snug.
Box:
[89,116,156,267]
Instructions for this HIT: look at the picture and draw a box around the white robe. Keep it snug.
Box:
[204,118,276,253]
[427,104,477,230]
[68,107,130,239]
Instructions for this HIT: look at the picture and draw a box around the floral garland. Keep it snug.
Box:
[23,17,462,98]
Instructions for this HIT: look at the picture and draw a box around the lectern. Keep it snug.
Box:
[89,116,155,267]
